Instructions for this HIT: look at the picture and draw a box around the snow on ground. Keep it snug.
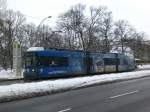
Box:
[1,69,150,102]
[0,69,23,79]
[138,64,150,69]
[0,69,15,79]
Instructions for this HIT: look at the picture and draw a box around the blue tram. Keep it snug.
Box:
[23,48,136,79]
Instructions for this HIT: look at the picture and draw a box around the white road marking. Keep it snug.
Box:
[58,108,72,112]
[109,90,139,99]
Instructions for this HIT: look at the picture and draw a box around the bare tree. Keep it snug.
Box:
[0,0,7,11]
[85,6,113,52]
[18,23,35,49]
[84,6,105,51]
[131,32,148,59]
[0,0,8,68]
[57,4,86,50]
[113,20,135,54]
[0,10,26,69]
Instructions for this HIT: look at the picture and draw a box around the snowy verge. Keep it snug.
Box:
[138,64,150,69]
[0,69,23,80]
[1,70,150,102]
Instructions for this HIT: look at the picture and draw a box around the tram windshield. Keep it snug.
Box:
[25,52,37,67]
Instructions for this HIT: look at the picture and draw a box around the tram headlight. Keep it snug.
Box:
[32,69,35,72]
[40,68,43,73]
[26,69,29,73]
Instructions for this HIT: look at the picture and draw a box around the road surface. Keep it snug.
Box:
[0,76,150,112]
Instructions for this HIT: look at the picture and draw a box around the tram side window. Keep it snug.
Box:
[123,58,128,65]
[39,57,68,67]
[96,60,103,66]
[116,58,120,65]
[104,58,119,65]
[39,57,49,67]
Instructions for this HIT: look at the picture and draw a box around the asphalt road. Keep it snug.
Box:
[1,76,150,112]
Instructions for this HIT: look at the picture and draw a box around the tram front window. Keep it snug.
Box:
[25,53,37,67]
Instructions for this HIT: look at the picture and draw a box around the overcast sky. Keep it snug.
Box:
[7,0,150,39]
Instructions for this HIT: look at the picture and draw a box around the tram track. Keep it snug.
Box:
[0,79,24,85]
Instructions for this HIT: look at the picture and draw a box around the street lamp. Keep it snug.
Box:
[37,16,52,46]
[37,16,52,29]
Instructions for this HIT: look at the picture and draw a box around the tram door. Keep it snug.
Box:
[86,54,93,74]
[115,53,119,72]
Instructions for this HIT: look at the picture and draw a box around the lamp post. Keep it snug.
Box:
[37,16,52,29]
[37,16,52,46]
